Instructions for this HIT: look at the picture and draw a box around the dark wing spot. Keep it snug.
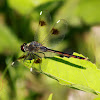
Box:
[51,28,59,35]
[34,58,42,64]
[39,20,46,26]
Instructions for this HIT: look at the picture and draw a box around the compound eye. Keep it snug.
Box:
[21,43,26,52]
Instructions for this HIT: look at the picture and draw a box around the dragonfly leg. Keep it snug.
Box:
[12,53,30,66]
[23,53,30,62]
[30,53,43,72]
[31,53,42,59]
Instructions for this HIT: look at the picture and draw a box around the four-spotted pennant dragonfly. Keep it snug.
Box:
[12,11,88,70]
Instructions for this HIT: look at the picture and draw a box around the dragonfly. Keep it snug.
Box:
[12,11,88,70]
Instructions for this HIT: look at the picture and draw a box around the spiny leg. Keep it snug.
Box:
[30,53,42,73]
[23,53,30,62]
[12,53,28,66]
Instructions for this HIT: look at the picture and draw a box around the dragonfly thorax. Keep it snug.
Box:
[21,41,47,53]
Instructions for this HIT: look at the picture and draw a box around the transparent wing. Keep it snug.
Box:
[41,19,68,49]
[35,11,68,50]
[34,10,51,43]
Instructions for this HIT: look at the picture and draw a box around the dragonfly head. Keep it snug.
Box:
[21,43,27,52]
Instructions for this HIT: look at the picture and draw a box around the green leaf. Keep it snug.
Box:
[18,52,99,94]
[94,96,100,100]
[76,0,100,24]
[48,93,53,100]
[8,0,52,15]
[8,0,34,15]
[0,24,20,54]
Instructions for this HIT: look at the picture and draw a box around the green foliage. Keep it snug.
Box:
[76,0,100,24]
[48,93,53,100]
[0,24,20,54]
[18,52,99,94]
[0,0,100,99]
[94,96,100,100]
[8,0,34,15]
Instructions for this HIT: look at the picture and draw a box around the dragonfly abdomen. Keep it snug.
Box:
[47,48,88,60]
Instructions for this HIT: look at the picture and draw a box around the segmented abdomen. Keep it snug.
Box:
[47,48,88,60]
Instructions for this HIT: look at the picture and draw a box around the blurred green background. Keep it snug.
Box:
[0,0,100,100]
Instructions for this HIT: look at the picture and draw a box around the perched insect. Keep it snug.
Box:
[12,11,88,70]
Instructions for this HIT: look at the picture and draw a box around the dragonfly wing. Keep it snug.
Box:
[34,10,51,43]
[35,11,68,57]
[41,19,68,49]
[35,11,68,49]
